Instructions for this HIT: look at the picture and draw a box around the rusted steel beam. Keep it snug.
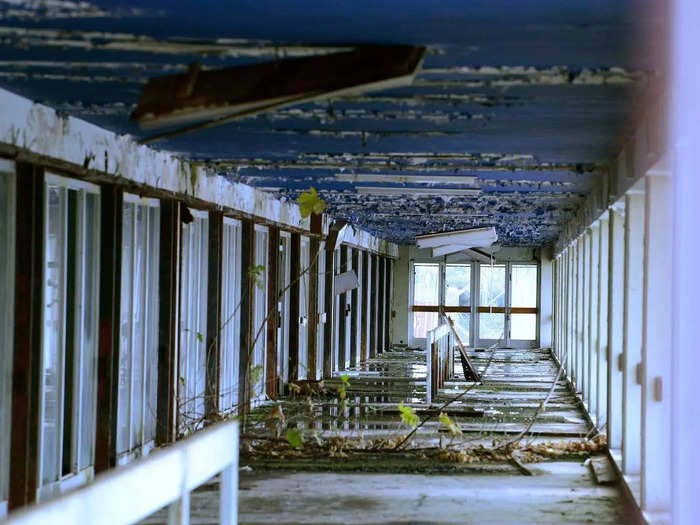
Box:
[205,211,223,415]
[95,184,123,473]
[265,226,279,398]
[289,233,301,382]
[238,220,255,412]
[10,162,43,509]
[156,199,180,446]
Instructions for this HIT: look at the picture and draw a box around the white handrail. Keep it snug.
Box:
[3,421,239,525]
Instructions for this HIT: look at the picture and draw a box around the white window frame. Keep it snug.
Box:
[409,259,540,349]
[38,173,101,501]
[298,236,310,379]
[178,209,209,435]
[251,225,269,403]
[116,194,160,465]
[277,232,292,387]
[219,217,242,414]
[0,161,16,519]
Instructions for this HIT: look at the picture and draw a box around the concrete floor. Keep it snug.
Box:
[141,347,632,524]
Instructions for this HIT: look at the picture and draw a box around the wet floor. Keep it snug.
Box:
[140,347,633,524]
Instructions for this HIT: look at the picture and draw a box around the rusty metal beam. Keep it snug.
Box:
[205,211,224,415]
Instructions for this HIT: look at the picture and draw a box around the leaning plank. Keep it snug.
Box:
[443,314,480,381]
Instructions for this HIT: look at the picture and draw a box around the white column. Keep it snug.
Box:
[597,213,610,428]
[588,224,600,421]
[622,189,644,478]
[670,1,700,521]
[607,204,625,452]
[641,170,673,520]
[539,253,553,348]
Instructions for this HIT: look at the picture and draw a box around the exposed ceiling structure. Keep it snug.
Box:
[0,0,662,246]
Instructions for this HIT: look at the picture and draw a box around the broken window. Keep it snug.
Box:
[117,195,160,462]
[445,264,471,343]
[39,174,100,498]
[478,264,506,341]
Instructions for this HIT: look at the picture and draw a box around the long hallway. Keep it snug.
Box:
[143,347,629,524]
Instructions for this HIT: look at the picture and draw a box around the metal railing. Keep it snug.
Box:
[3,421,239,525]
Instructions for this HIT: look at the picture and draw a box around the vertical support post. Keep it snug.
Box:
[266,226,279,396]
[205,211,223,416]
[350,248,359,367]
[588,225,600,420]
[219,425,239,525]
[384,259,392,352]
[95,184,123,473]
[622,190,644,477]
[360,251,369,363]
[377,257,385,355]
[10,162,43,509]
[167,490,191,525]
[608,205,625,451]
[597,213,610,427]
[370,254,378,359]
[641,171,672,515]
[337,246,347,370]
[156,199,180,445]
[238,220,255,412]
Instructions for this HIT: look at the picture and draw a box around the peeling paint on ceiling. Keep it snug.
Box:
[0,0,657,246]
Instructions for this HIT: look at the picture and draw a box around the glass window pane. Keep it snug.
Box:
[413,264,439,305]
[117,203,133,454]
[42,185,65,485]
[253,229,268,399]
[79,191,99,470]
[511,313,537,340]
[412,312,438,340]
[479,313,504,340]
[448,313,470,343]
[479,264,506,307]
[512,265,537,307]
[445,265,470,306]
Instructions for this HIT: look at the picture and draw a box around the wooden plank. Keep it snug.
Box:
[95,184,123,473]
[133,46,425,130]
[10,162,43,509]
[444,315,480,381]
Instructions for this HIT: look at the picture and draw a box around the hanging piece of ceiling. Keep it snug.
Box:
[132,44,425,142]
[415,226,497,258]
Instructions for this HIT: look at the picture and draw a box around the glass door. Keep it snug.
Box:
[509,264,539,347]
[476,264,507,346]
[410,263,440,346]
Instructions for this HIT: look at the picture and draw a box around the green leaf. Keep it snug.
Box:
[195,332,204,343]
[398,403,420,428]
[286,428,304,449]
[340,373,350,386]
[248,264,266,290]
[297,187,327,218]
[439,412,462,436]
[251,364,264,384]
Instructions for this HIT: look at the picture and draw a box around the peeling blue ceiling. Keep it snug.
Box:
[0,0,662,245]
